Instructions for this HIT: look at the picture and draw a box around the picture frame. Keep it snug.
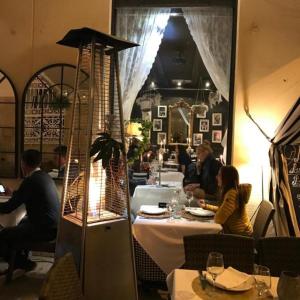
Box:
[143,110,152,122]
[212,113,222,126]
[157,132,166,145]
[199,119,209,132]
[153,119,162,131]
[195,103,209,118]
[212,130,222,143]
[158,105,167,118]
[193,133,203,146]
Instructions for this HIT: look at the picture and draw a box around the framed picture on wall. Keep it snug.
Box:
[157,132,166,145]
[143,110,152,122]
[199,119,209,132]
[212,113,222,126]
[212,130,222,143]
[194,103,209,118]
[153,119,162,131]
[193,133,203,146]
[158,105,167,118]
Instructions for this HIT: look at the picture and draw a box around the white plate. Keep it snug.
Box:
[185,207,215,217]
[140,206,167,215]
[205,272,255,292]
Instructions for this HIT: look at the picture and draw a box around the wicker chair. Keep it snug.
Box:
[258,237,300,276]
[133,237,166,284]
[183,234,255,274]
[39,252,83,300]
[252,200,275,243]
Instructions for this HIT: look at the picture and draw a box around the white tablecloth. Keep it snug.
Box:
[133,217,222,274]
[160,171,184,183]
[168,269,279,300]
[131,184,186,215]
[0,196,26,227]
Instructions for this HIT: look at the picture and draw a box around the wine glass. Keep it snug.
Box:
[169,197,178,219]
[186,191,193,208]
[206,252,224,292]
[253,265,271,297]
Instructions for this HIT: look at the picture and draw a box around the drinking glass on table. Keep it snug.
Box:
[186,191,193,208]
[206,252,224,292]
[253,264,271,297]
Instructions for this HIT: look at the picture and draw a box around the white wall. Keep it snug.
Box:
[234,0,300,203]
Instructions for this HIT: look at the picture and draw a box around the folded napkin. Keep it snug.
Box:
[205,267,251,289]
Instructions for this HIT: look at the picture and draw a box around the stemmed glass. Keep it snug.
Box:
[186,191,193,208]
[206,252,224,292]
[253,264,271,297]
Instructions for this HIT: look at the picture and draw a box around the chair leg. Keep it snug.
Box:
[6,249,17,283]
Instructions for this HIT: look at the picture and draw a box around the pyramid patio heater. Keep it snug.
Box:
[55,28,138,300]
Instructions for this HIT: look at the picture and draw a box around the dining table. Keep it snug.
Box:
[167,269,279,300]
[132,213,222,274]
[0,195,26,227]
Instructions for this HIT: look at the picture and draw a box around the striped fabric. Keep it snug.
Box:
[269,97,300,236]
[205,184,253,236]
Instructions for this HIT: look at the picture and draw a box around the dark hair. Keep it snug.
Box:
[54,145,67,157]
[219,165,244,211]
[21,149,42,168]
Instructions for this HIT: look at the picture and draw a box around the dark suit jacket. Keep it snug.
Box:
[183,154,222,199]
[0,170,60,229]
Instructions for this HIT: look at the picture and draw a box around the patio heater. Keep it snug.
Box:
[55,28,138,300]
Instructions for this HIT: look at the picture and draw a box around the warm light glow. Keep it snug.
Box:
[205,81,210,88]
[126,122,141,136]
[177,81,182,87]
[150,81,155,88]
[88,161,106,217]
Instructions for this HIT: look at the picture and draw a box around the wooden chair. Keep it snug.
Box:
[258,237,300,276]
[39,252,83,300]
[6,240,56,283]
[183,234,255,274]
[252,200,275,244]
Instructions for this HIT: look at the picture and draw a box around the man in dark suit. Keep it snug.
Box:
[0,149,60,272]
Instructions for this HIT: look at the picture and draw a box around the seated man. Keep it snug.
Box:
[0,149,60,272]
[184,141,222,202]
[53,145,68,178]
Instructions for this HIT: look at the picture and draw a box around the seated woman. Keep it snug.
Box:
[198,165,253,236]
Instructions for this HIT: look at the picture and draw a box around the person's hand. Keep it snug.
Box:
[198,199,206,209]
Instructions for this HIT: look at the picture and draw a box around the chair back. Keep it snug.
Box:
[253,200,275,241]
[258,237,300,276]
[39,252,83,300]
[183,234,254,274]
[132,172,148,180]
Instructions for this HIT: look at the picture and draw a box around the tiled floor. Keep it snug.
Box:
[0,256,165,300]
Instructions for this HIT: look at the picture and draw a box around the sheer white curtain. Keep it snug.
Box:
[183,7,232,101]
[116,8,171,120]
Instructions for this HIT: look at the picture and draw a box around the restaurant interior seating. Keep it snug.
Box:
[182,234,255,274]
[129,172,149,196]
[39,252,83,300]
[258,237,300,276]
[6,240,56,283]
[252,200,275,244]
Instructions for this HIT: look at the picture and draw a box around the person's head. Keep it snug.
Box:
[54,145,67,169]
[21,149,42,176]
[217,165,239,191]
[196,140,213,162]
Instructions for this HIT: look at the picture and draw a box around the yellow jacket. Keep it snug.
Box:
[205,184,253,236]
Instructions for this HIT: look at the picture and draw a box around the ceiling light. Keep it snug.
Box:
[205,81,210,88]
[177,81,182,87]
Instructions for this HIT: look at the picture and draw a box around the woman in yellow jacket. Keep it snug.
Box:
[198,165,253,236]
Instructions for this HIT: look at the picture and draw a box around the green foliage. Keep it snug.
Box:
[90,132,124,169]
[127,119,152,164]
[49,95,71,110]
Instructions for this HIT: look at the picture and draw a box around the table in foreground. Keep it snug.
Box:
[168,269,279,300]
[0,196,26,227]
[133,216,222,275]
